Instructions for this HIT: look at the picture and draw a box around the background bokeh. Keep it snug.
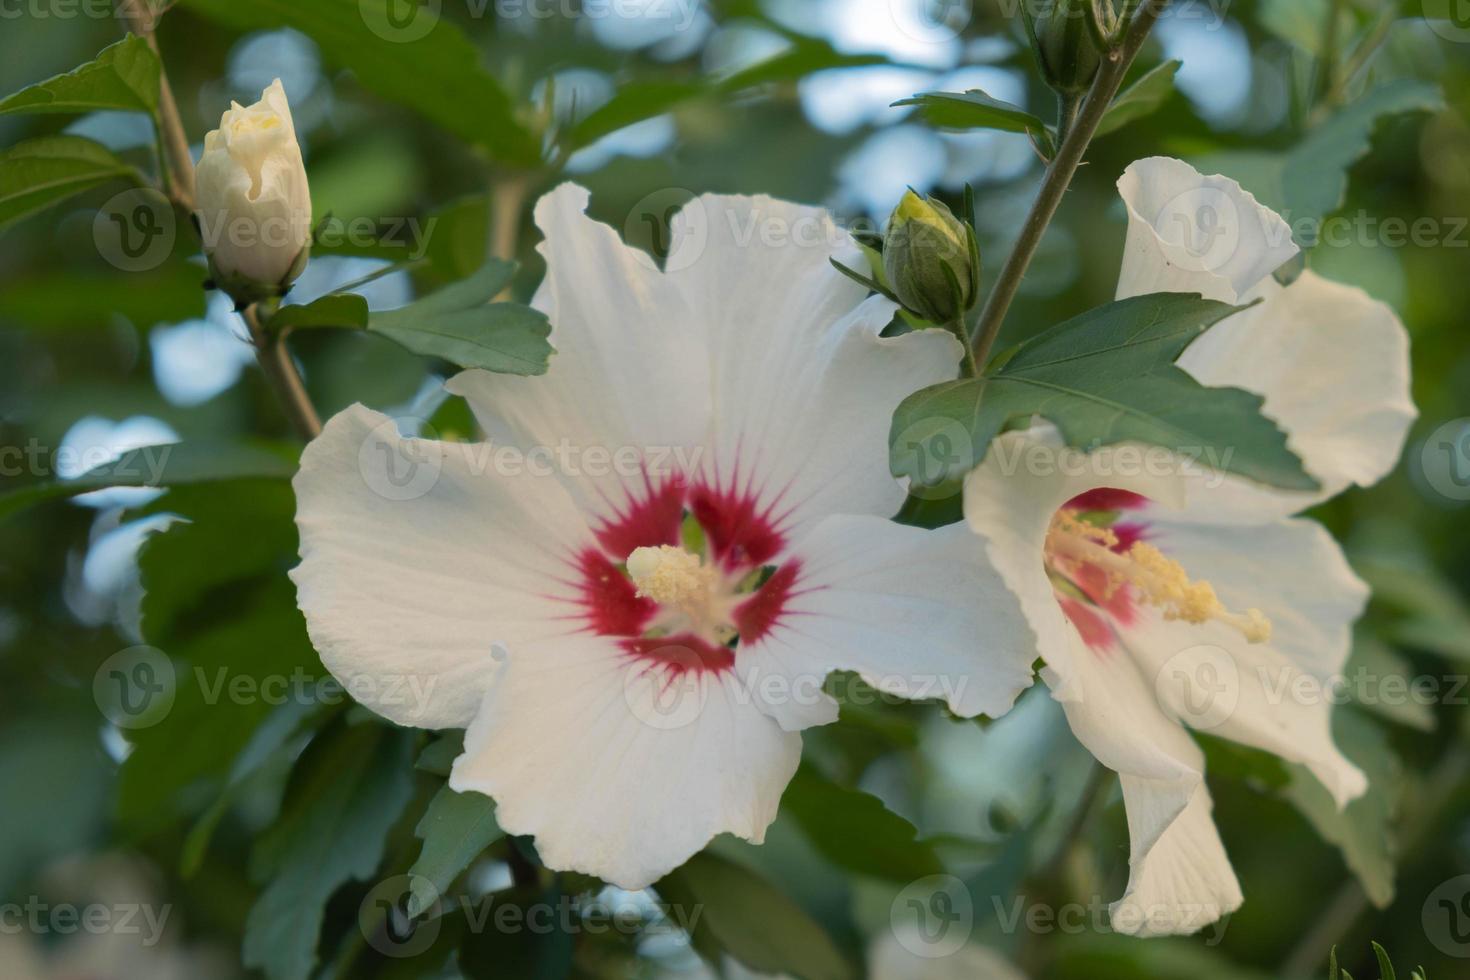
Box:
[1,1,1468,978]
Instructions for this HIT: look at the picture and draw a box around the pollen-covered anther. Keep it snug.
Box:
[626,545,715,608]
[1047,512,1273,644]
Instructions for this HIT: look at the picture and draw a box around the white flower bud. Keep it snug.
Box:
[195,79,312,296]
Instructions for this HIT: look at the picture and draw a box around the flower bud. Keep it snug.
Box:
[1024,0,1104,97]
[882,190,978,325]
[195,79,312,305]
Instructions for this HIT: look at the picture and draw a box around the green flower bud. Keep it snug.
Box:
[1024,0,1104,97]
[882,190,978,326]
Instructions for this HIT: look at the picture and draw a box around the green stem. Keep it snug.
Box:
[244,304,323,441]
[949,317,979,377]
[968,0,1170,369]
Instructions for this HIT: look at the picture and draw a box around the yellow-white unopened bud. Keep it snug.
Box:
[195,78,312,291]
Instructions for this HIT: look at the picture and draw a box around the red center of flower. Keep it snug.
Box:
[566,474,801,676]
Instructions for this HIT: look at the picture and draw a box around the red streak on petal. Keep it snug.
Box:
[621,633,735,676]
[1059,595,1117,652]
[593,474,688,558]
[1066,488,1148,512]
[733,561,802,644]
[574,549,655,636]
[689,483,786,571]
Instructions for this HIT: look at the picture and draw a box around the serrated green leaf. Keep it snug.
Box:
[889,292,1317,491]
[1282,709,1400,907]
[180,0,538,165]
[894,89,1054,156]
[367,259,553,375]
[244,722,415,980]
[1096,60,1181,137]
[1196,81,1442,246]
[270,293,370,331]
[0,36,160,118]
[781,765,944,883]
[656,852,852,980]
[0,135,143,231]
[406,784,503,917]
[0,441,296,524]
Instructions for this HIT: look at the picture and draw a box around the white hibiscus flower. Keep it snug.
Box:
[962,157,1416,936]
[291,184,1037,889]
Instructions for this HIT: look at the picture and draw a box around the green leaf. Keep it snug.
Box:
[367,259,554,375]
[1373,941,1397,980]
[1346,633,1435,732]
[0,35,160,117]
[119,481,320,838]
[1355,556,1470,663]
[0,135,142,231]
[567,40,885,149]
[116,580,323,836]
[181,697,323,878]
[656,852,852,980]
[406,784,503,917]
[134,480,299,640]
[180,0,538,165]
[1096,60,1181,137]
[269,293,370,331]
[0,441,296,524]
[244,722,416,980]
[889,293,1317,491]
[1281,709,1400,907]
[894,90,1054,157]
[1196,81,1442,246]
[781,766,943,883]
[416,732,465,777]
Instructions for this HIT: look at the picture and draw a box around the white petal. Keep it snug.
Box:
[448,187,961,549]
[666,193,963,528]
[450,639,800,889]
[1040,646,1239,937]
[291,404,593,729]
[738,516,1036,731]
[1173,269,1416,521]
[1115,156,1297,304]
[1109,777,1242,937]
[1119,516,1369,805]
[963,427,1187,697]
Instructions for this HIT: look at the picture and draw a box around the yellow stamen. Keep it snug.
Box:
[1046,513,1272,644]
[626,545,714,608]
